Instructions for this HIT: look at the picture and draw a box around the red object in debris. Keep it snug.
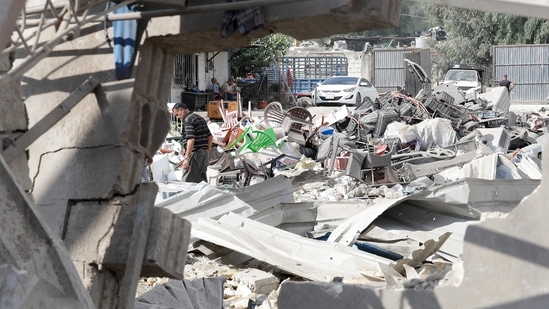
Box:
[286,69,293,89]
[258,100,268,109]
[333,157,349,170]
[375,144,387,155]
[159,148,174,154]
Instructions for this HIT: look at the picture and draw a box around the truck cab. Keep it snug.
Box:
[443,64,484,95]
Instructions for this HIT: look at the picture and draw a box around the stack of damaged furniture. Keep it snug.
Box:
[205,101,315,188]
[312,84,545,185]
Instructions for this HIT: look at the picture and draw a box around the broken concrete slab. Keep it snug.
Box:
[0,77,31,190]
[32,147,144,235]
[232,269,279,295]
[0,154,94,308]
[64,184,191,278]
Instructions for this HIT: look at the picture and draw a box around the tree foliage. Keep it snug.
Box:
[230,34,293,78]
[423,3,549,82]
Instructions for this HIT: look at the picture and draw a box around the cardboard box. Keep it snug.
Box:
[207,101,239,119]
[207,101,223,119]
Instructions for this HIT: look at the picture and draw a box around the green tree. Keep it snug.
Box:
[230,34,293,77]
[423,3,549,83]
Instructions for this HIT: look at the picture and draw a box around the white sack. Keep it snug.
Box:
[384,121,418,144]
[413,118,456,150]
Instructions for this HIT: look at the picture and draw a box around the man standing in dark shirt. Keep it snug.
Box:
[172,103,213,183]
[499,74,515,92]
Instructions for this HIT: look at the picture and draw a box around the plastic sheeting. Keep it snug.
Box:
[414,118,457,150]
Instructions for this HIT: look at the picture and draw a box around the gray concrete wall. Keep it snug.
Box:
[18,11,180,306]
[22,15,177,235]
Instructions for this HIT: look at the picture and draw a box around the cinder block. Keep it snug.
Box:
[64,184,191,278]
[143,206,192,278]
[0,79,27,131]
[232,269,279,295]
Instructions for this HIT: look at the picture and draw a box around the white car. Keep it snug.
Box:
[315,76,379,105]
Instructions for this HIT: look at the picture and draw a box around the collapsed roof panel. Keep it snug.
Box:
[192,212,392,283]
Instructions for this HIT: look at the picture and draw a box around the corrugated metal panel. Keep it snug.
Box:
[373,48,431,94]
[374,49,406,93]
[493,45,549,103]
[404,49,431,97]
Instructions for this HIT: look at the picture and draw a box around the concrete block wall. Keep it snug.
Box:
[344,51,366,78]
[64,186,191,279]
[17,12,182,307]
[22,23,172,235]
[0,53,31,190]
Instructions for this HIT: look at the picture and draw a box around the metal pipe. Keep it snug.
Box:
[23,0,68,16]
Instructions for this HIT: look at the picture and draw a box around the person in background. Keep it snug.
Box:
[208,77,223,100]
[140,154,153,183]
[499,74,515,92]
[172,103,213,183]
[221,76,238,100]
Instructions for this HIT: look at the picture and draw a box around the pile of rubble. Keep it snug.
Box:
[138,81,546,307]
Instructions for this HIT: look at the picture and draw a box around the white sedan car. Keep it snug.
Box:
[314,76,379,105]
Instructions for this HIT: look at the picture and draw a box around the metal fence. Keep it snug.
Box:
[373,48,431,95]
[265,56,349,97]
[493,44,549,103]
[174,54,196,89]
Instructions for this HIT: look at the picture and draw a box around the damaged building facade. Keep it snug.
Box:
[2,0,549,308]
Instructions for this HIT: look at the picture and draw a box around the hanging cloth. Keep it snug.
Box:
[113,4,138,80]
